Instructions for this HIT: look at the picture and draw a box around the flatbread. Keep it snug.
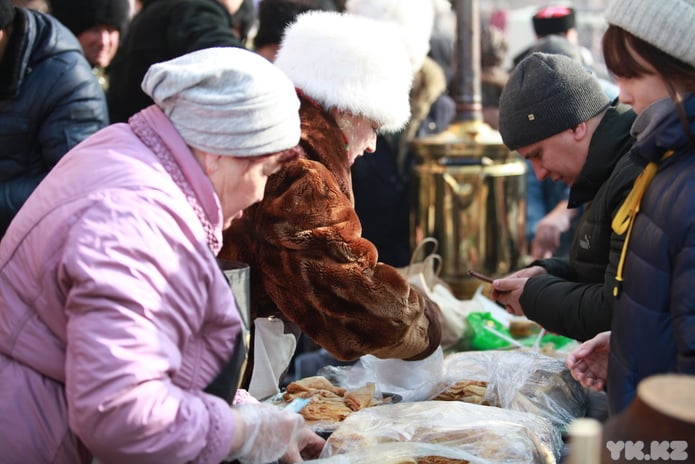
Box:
[432,380,488,405]
[344,383,376,411]
[282,376,380,423]
[285,375,346,396]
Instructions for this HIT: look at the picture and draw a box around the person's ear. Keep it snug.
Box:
[572,122,588,141]
[202,153,222,175]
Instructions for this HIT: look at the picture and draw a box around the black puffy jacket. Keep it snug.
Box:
[106,0,243,123]
[0,7,108,238]
[519,102,638,341]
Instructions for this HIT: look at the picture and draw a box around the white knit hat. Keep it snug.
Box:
[605,0,695,68]
[345,0,434,73]
[141,47,301,157]
[274,11,412,133]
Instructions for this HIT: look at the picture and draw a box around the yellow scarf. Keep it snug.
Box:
[611,150,674,297]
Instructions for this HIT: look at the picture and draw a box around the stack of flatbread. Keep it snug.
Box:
[283,375,378,422]
[431,379,488,405]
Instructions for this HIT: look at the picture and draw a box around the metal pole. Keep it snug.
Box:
[452,0,482,123]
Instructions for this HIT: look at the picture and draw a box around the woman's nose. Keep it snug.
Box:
[365,133,377,153]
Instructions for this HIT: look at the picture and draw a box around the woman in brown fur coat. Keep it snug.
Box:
[218,11,442,394]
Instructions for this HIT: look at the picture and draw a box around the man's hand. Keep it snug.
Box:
[531,200,576,259]
[490,276,528,316]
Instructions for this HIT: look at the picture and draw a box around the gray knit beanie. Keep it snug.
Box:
[605,0,695,68]
[142,47,301,157]
[498,52,610,150]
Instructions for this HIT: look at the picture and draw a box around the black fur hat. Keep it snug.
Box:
[0,0,16,30]
[254,0,337,49]
[532,5,576,37]
[50,0,130,36]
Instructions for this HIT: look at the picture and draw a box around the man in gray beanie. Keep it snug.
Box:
[490,52,640,350]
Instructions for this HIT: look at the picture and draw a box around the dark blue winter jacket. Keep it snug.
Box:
[0,7,108,238]
[608,93,695,415]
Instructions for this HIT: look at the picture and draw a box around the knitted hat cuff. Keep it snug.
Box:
[605,0,695,68]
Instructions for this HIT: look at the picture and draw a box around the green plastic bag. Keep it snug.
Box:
[463,312,574,351]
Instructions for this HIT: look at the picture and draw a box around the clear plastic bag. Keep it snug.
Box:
[319,346,447,403]
[436,350,588,433]
[317,400,562,463]
[307,442,486,463]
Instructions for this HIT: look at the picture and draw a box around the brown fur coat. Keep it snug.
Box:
[219,93,442,363]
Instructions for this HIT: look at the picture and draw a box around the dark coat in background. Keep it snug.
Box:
[0,7,108,238]
[520,102,638,341]
[219,93,442,368]
[105,0,243,123]
[352,56,453,267]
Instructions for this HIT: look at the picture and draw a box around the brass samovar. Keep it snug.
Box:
[412,0,527,299]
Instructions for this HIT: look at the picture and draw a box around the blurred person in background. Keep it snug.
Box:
[50,0,131,90]
[0,47,323,463]
[0,0,108,240]
[252,0,336,62]
[479,18,509,131]
[105,0,245,123]
[230,0,256,47]
[512,4,594,71]
[347,0,450,268]
[10,0,47,11]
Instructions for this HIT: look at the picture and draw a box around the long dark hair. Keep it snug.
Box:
[603,24,695,144]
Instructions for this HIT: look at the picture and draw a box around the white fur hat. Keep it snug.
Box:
[605,0,695,68]
[345,0,434,73]
[274,11,412,132]
[142,47,300,157]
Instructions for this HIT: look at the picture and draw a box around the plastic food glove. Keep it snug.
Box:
[228,402,306,463]
[280,425,325,462]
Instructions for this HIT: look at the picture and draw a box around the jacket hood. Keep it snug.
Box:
[630,93,695,167]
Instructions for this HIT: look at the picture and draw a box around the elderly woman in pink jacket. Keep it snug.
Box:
[0,47,324,463]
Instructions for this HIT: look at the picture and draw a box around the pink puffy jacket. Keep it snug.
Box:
[0,106,242,463]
